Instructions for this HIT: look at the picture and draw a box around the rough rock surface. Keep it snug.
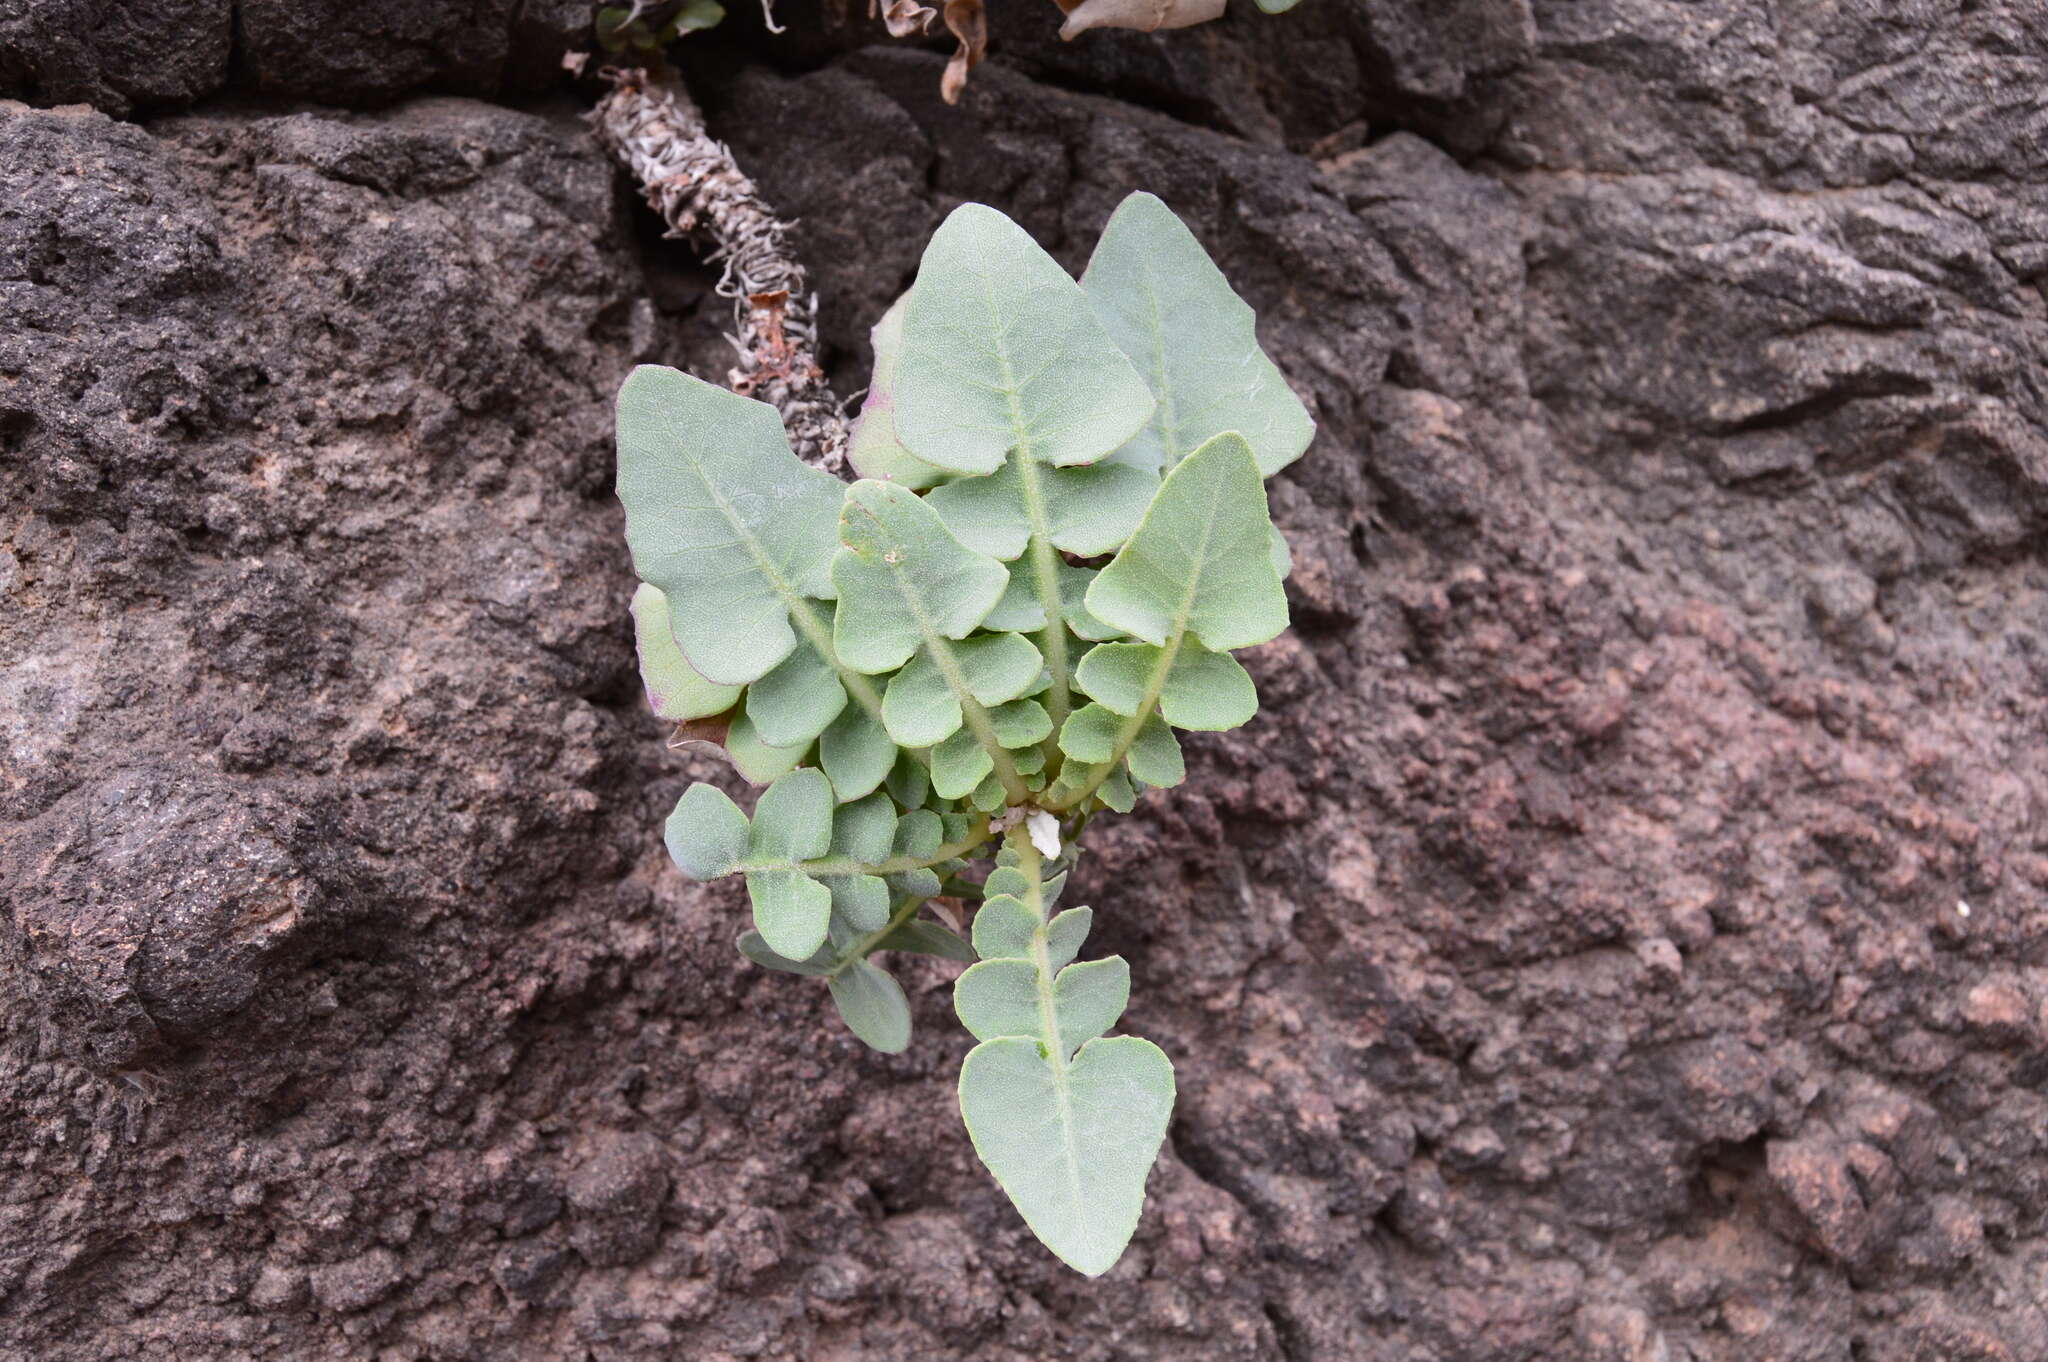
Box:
[4,2,2048,1358]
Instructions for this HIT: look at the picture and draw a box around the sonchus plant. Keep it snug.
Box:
[617,193,1311,1276]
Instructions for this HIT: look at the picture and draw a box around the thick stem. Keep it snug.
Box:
[593,69,848,475]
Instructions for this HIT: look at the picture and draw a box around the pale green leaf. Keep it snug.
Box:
[1082,192,1314,477]
[616,365,844,684]
[830,959,912,1054]
[953,634,1045,706]
[819,706,896,803]
[972,895,1038,959]
[932,727,996,801]
[990,699,1053,749]
[745,628,848,749]
[926,450,1160,560]
[833,480,1008,674]
[846,293,952,490]
[1270,523,1293,579]
[1073,640,1257,731]
[893,808,944,861]
[895,203,1156,475]
[819,792,898,932]
[664,783,749,880]
[983,561,1050,633]
[1086,432,1287,653]
[748,768,834,863]
[632,584,742,721]
[1046,906,1092,969]
[1097,765,1136,813]
[1124,712,1185,788]
[885,751,930,809]
[953,959,1040,1042]
[745,869,832,962]
[736,929,836,976]
[877,919,978,962]
[1057,704,1120,764]
[882,650,962,748]
[1059,563,1124,642]
[958,1035,1175,1277]
[1011,745,1047,776]
[973,770,1011,811]
[725,711,810,784]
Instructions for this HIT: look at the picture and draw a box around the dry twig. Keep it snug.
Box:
[592,68,849,475]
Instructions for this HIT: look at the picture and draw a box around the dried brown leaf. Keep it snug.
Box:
[1057,0,1223,38]
[939,0,986,104]
[871,0,937,36]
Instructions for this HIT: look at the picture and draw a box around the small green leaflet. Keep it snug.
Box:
[631,583,742,721]
[745,622,847,749]
[819,706,895,803]
[925,449,1159,560]
[895,204,1157,474]
[743,769,836,960]
[1074,640,1258,731]
[1082,191,1314,477]
[1086,431,1288,654]
[616,366,843,684]
[833,480,1008,674]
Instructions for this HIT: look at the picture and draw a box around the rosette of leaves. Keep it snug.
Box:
[617,192,1311,1276]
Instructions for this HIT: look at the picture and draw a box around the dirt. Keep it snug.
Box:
[3,2,2048,1358]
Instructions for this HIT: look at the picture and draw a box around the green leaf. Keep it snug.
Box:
[1097,765,1136,813]
[972,895,1038,959]
[744,769,835,960]
[665,783,750,880]
[893,808,943,861]
[833,480,1008,674]
[819,792,897,932]
[725,711,810,783]
[1073,639,1257,731]
[746,870,833,963]
[819,705,896,803]
[932,727,996,801]
[847,293,953,490]
[1081,192,1314,477]
[926,450,1160,560]
[882,634,1046,749]
[830,959,912,1054]
[745,626,848,750]
[1124,712,1185,788]
[958,1035,1175,1277]
[1057,704,1120,764]
[885,752,930,809]
[737,929,835,976]
[983,561,1049,633]
[632,584,742,721]
[675,0,726,32]
[989,699,1053,749]
[1059,564,1124,642]
[895,203,1156,475]
[876,919,978,962]
[1254,0,1303,13]
[1086,432,1287,653]
[954,956,1130,1059]
[616,366,844,684]
[1045,906,1092,969]
[972,772,1011,811]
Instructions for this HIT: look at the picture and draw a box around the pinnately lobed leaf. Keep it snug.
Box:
[618,190,1311,1280]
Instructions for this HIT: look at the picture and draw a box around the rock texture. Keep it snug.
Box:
[4,2,2048,1359]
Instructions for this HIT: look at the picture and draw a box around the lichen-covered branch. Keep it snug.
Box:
[593,68,848,475]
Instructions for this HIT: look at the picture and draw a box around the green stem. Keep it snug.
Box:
[1012,453,1072,755]
[1009,826,1084,1207]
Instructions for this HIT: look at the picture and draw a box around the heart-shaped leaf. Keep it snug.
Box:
[958,1034,1175,1277]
